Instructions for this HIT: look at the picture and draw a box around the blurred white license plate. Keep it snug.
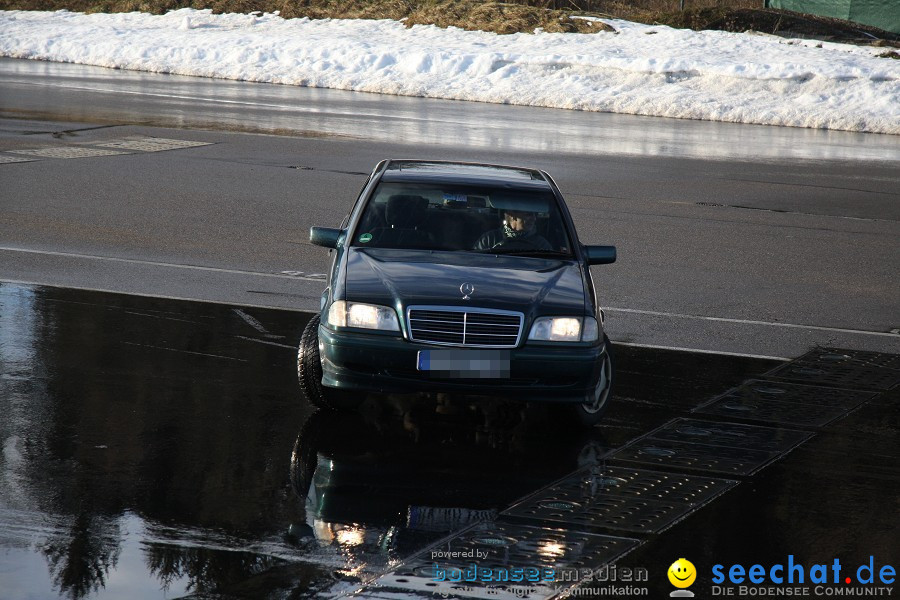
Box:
[416,349,510,378]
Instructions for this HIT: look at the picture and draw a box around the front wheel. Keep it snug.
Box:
[297,315,360,411]
[571,336,614,427]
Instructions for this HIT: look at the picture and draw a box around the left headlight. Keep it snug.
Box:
[326,300,400,332]
[528,316,599,343]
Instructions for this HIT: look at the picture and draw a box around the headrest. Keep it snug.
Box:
[386,195,428,227]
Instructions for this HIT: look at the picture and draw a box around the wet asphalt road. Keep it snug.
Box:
[1,56,898,599]
[2,58,900,358]
[1,283,897,599]
[3,58,900,164]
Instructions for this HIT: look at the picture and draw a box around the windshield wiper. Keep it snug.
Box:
[483,249,573,258]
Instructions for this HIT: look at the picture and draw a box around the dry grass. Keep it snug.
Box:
[0,0,611,32]
[0,0,751,31]
[0,0,896,41]
[404,1,613,34]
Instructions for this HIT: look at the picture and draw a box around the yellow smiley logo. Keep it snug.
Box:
[668,558,697,588]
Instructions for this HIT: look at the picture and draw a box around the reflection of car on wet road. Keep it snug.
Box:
[298,160,617,424]
[288,407,606,574]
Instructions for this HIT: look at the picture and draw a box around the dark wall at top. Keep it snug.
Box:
[767,0,900,33]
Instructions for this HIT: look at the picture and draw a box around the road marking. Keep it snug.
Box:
[234,335,296,350]
[612,341,790,362]
[96,138,212,152]
[0,154,38,164]
[0,246,303,279]
[233,308,285,339]
[233,308,270,335]
[123,310,199,325]
[280,270,327,280]
[606,307,899,339]
[0,278,308,314]
[9,147,130,159]
[121,341,247,362]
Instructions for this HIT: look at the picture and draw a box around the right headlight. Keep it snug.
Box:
[326,300,400,332]
[528,316,599,343]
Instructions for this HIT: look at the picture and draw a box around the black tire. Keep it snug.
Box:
[572,335,614,427]
[296,315,360,411]
[289,412,322,500]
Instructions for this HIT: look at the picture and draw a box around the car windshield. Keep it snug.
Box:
[350,182,573,257]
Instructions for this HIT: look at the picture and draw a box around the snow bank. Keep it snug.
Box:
[0,9,897,133]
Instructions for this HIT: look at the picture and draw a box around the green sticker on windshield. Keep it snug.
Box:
[359,233,373,243]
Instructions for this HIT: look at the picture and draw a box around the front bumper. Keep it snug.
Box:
[318,325,605,403]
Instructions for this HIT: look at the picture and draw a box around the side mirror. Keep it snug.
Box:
[310,227,344,249]
[584,245,616,265]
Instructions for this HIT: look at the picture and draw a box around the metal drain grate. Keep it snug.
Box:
[797,348,900,371]
[648,419,813,453]
[694,380,875,427]
[96,138,212,152]
[608,419,813,476]
[0,154,38,164]
[611,440,773,475]
[369,521,640,600]
[502,466,737,534]
[9,147,130,159]
[765,348,900,390]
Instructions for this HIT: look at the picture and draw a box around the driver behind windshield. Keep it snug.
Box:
[473,209,553,251]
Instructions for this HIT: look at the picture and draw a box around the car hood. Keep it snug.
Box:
[344,248,587,316]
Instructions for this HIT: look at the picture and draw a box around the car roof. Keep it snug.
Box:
[381,160,551,188]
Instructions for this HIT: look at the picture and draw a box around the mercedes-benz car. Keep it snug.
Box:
[298,160,616,425]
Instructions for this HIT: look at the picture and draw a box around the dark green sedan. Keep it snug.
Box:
[298,160,616,425]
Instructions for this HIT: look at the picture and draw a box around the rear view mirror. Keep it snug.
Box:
[310,227,344,249]
[584,245,616,265]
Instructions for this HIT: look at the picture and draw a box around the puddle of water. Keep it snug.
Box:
[0,513,193,600]
[0,282,798,599]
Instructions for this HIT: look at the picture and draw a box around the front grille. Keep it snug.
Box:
[407,306,523,348]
